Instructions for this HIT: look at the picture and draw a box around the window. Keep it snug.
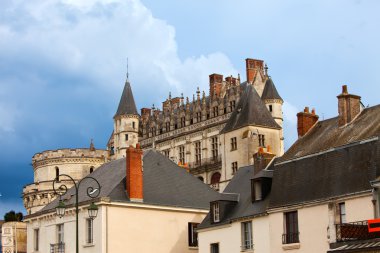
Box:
[231,137,237,151]
[125,134,129,141]
[339,203,346,224]
[188,223,199,247]
[196,112,202,122]
[252,180,262,201]
[230,100,236,111]
[211,137,218,159]
[90,167,94,174]
[179,146,185,164]
[283,211,299,244]
[212,202,220,223]
[57,224,64,243]
[181,117,186,127]
[210,243,219,253]
[86,218,93,244]
[151,127,156,137]
[258,134,265,147]
[198,176,204,182]
[34,229,39,251]
[163,149,170,158]
[110,146,115,155]
[232,161,238,174]
[166,122,170,131]
[195,142,201,164]
[269,105,273,112]
[213,106,219,117]
[55,167,59,180]
[211,172,221,191]
[132,121,136,129]
[241,221,253,250]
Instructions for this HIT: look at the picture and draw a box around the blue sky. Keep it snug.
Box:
[0,0,379,217]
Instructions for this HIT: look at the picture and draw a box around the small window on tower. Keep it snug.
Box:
[132,122,136,129]
[125,134,129,141]
[269,105,273,112]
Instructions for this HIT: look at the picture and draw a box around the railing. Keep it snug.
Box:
[336,220,380,242]
[282,232,300,244]
[188,155,222,173]
[241,242,254,251]
[50,242,65,253]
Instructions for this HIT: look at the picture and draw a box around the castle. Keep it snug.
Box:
[23,57,285,214]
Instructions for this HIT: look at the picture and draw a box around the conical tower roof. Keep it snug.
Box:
[114,80,138,117]
[261,78,283,101]
[221,83,281,133]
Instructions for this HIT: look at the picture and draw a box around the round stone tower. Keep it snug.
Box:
[22,145,108,214]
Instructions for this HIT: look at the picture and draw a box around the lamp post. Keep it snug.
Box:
[52,174,101,253]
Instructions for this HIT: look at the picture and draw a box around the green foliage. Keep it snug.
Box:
[4,210,23,222]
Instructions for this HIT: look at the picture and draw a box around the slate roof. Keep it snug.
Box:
[198,165,272,229]
[278,105,380,163]
[221,83,281,133]
[269,137,380,209]
[115,80,139,117]
[328,239,380,252]
[40,150,221,214]
[261,77,283,101]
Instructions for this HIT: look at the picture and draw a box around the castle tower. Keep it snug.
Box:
[113,79,139,159]
[261,77,284,155]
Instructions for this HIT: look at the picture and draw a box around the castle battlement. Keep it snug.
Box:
[32,148,108,165]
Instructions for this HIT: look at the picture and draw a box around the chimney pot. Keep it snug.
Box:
[304,107,310,113]
[312,108,316,115]
[342,85,348,94]
[297,107,319,138]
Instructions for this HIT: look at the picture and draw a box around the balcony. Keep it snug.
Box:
[188,155,222,174]
[336,221,380,242]
[282,232,300,244]
[50,242,65,253]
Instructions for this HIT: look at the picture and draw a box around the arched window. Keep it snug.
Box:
[211,172,221,184]
[211,172,221,191]
[55,167,59,180]
[90,167,94,174]
[198,176,204,182]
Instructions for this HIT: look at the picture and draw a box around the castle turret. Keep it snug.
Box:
[261,77,283,127]
[113,79,139,159]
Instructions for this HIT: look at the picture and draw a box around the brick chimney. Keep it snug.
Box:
[209,73,223,97]
[126,143,143,202]
[246,58,264,84]
[253,147,276,175]
[337,85,361,126]
[297,107,319,138]
[141,108,151,121]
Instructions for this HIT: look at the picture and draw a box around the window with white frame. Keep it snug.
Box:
[338,202,346,224]
[241,221,253,250]
[57,224,64,243]
[34,229,39,251]
[188,223,199,247]
[163,149,170,158]
[212,202,220,223]
[86,218,93,244]
[252,180,262,201]
[210,243,219,253]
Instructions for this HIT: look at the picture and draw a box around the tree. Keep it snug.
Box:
[4,210,23,222]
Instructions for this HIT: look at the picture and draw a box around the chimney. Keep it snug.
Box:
[253,147,276,175]
[126,143,143,202]
[209,73,223,97]
[297,107,319,138]
[246,58,264,84]
[337,85,361,126]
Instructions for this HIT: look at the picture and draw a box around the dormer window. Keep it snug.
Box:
[252,180,262,201]
[212,202,220,223]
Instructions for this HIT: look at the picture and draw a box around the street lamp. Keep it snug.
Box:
[53,174,101,253]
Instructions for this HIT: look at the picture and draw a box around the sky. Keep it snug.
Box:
[0,0,379,218]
